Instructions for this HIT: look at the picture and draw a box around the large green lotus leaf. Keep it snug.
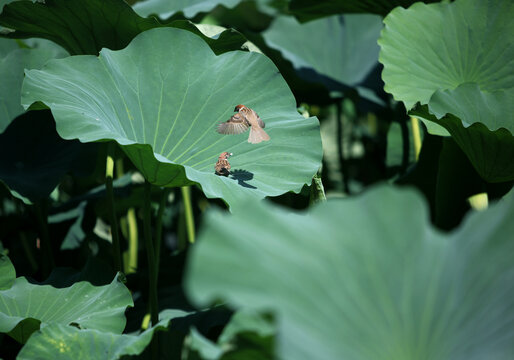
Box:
[379,0,513,111]
[0,111,88,203]
[263,14,383,103]
[134,0,240,19]
[0,38,18,57]
[17,311,178,360]
[0,274,133,343]
[0,254,15,290]
[0,0,247,56]
[289,0,442,21]
[379,0,514,181]
[185,185,514,360]
[0,40,66,132]
[22,28,322,208]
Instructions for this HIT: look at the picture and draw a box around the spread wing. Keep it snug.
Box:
[217,113,249,135]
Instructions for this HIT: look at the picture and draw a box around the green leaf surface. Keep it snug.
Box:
[263,14,383,102]
[379,0,513,111]
[17,312,175,360]
[0,38,18,57]
[289,0,442,21]
[428,83,514,133]
[0,274,133,343]
[0,111,91,203]
[186,185,514,360]
[0,254,15,290]
[0,39,66,132]
[22,27,322,208]
[133,0,240,19]
[0,0,247,56]
[379,0,514,181]
[160,20,249,55]
[413,114,450,137]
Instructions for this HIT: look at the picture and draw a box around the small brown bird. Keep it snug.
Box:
[217,105,270,144]
[215,152,232,176]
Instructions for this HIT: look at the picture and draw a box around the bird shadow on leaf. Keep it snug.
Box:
[229,169,256,189]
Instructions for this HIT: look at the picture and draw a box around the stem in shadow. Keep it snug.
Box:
[105,142,122,272]
[154,187,170,271]
[143,180,159,358]
[34,200,54,278]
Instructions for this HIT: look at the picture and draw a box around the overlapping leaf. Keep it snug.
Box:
[0,254,15,290]
[134,0,241,19]
[0,274,133,343]
[186,185,514,360]
[22,27,322,208]
[289,0,442,21]
[428,84,514,134]
[0,0,248,56]
[379,0,514,181]
[0,0,158,55]
[0,39,66,132]
[0,111,88,203]
[263,14,384,104]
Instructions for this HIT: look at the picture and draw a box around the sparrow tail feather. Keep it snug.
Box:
[248,126,270,144]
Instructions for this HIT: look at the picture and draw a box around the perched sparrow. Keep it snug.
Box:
[215,152,232,176]
[217,105,270,144]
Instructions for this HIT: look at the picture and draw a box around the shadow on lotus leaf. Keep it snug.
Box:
[230,169,256,189]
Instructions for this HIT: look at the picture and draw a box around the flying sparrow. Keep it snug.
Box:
[215,152,232,176]
[217,105,270,144]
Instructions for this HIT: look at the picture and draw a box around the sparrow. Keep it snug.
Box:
[217,105,270,144]
[215,152,232,176]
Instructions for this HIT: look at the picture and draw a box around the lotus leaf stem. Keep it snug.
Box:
[181,186,195,244]
[410,117,422,160]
